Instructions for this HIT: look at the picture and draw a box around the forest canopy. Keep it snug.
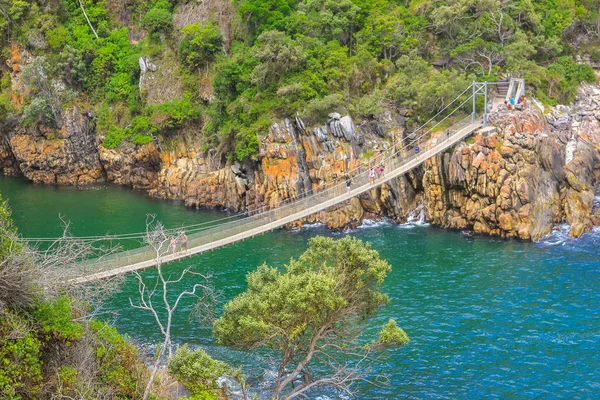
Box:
[0,0,598,160]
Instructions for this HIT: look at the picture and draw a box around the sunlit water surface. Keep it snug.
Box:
[2,176,599,399]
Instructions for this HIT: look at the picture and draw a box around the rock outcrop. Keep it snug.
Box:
[9,108,105,184]
[3,44,600,240]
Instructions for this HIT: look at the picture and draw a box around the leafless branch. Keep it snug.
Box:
[129,214,217,400]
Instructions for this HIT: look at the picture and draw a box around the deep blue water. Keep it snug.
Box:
[1,176,599,399]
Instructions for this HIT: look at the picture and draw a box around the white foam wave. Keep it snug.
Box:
[292,222,325,232]
[397,221,431,229]
[356,218,392,229]
[538,224,571,246]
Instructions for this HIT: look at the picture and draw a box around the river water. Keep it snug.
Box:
[1,176,599,399]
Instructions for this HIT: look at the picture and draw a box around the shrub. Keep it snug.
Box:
[350,90,384,118]
[45,25,69,50]
[105,72,136,103]
[149,97,202,129]
[89,319,142,397]
[34,295,84,343]
[0,310,43,399]
[142,1,173,33]
[133,134,153,145]
[21,96,55,127]
[167,345,230,396]
[300,93,345,123]
[179,22,223,69]
[0,92,12,122]
[103,126,129,149]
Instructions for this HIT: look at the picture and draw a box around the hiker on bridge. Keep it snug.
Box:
[180,231,188,253]
[346,175,352,193]
[170,237,178,256]
[414,144,420,158]
[369,167,375,184]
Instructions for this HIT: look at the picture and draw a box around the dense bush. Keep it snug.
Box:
[0,197,149,399]
[4,0,600,160]
[179,22,223,70]
[168,345,230,396]
[142,1,173,33]
[0,310,43,399]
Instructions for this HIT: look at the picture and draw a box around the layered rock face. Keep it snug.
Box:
[421,87,600,240]
[8,107,105,184]
[146,114,416,230]
[2,44,599,239]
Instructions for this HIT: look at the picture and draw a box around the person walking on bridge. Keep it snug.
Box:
[180,231,188,253]
[414,144,420,158]
[170,237,178,256]
[345,175,352,193]
[369,167,375,184]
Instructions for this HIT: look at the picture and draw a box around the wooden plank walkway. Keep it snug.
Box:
[71,118,483,284]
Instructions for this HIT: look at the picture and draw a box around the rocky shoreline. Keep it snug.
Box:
[2,49,599,240]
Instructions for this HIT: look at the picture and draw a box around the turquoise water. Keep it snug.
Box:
[1,176,599,399]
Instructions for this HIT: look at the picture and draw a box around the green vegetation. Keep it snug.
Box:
[1,0,599,158]
[179,22,223,70]
[168,345,231,397]
[142,1,174,34]
[0,196,149,399]
[214,235,408,398]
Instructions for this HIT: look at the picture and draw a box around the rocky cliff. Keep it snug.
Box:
[2,48,599,240]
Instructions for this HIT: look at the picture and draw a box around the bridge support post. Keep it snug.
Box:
[472,81,489,127]
[483,81,488,127]
[472,81,476,123]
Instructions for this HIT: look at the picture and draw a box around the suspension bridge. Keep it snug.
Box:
[21,81,514,283]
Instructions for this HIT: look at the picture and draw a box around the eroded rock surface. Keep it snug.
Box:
[3,52,600,240]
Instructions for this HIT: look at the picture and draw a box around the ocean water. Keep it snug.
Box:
[1,176,598,399]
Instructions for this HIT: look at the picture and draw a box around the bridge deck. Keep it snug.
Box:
[71,117,483,284]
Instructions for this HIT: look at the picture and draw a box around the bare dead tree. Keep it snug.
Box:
[1,213,123,315]
[129,215,217,400]
[20,217,125,318]
[489,9,513,46]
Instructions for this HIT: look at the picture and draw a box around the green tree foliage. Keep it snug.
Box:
[168,345,231,396]
[0,309,43,399]
[179,22,223,69]
[214,236,407,398]
[45,25,69,50]
[378,319,410,346]
[0,197,149,399]
[4,0,600,160]
[34,295,84,343]
[142,0,173,33]
[236,0,294,36]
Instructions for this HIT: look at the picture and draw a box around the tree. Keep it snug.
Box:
[213,236,409,399]
[451,38,504,76]
[21,57,74,128]
[168,344,250,399]
[129,215,217,400]
[250,30,305,86]
[236,0,293,36]
[178,22,223,70]
[142,0,173,33]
